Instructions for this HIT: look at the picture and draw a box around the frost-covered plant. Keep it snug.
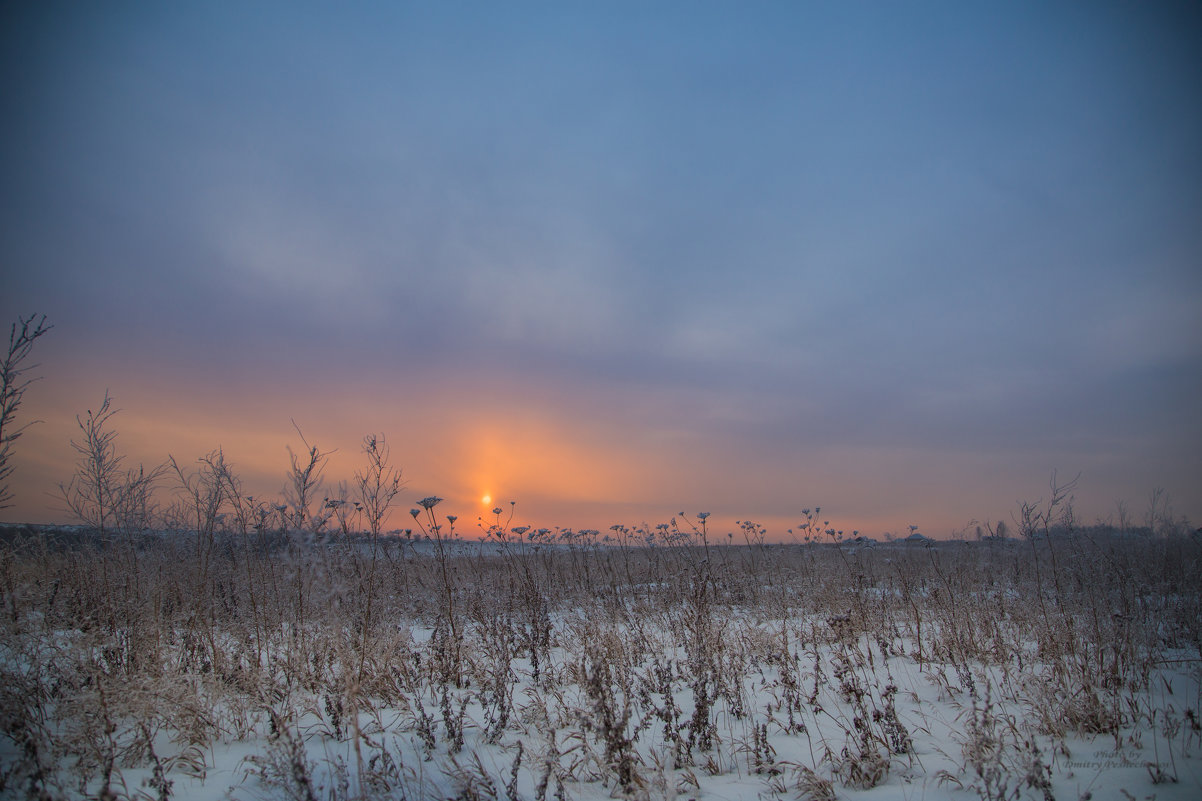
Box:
[283,423,332,539]
[244,710,319,801]
[0,313,51,511]
[581,638,641,792]
[60,392,165,542]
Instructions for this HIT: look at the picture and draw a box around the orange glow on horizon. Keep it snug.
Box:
[1,362,1006,539]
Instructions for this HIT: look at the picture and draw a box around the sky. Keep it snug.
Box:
[1,1,1200,540]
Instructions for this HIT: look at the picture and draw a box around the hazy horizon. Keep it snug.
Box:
[2,2,1200,539]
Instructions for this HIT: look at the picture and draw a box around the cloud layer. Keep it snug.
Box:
[2,2,1200,536]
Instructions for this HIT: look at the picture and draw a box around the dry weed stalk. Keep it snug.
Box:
[2,467,1199,801]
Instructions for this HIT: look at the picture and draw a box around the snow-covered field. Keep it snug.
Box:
[2,526,1200,800]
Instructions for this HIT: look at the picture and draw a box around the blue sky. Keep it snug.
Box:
[2,2,1200,536]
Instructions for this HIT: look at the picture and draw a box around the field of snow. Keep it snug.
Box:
[2,524,1200,801]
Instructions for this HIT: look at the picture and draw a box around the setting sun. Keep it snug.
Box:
[481,494,492,505]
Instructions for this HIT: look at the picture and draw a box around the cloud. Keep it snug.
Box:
[2,2,1200,534]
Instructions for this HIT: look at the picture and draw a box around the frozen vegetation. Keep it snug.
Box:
[0,358,1198,799]
[1,503,1200,801]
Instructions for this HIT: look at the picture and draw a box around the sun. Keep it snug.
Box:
[481,494,492,505]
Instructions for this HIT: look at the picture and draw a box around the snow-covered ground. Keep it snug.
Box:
[2,533,1199,800]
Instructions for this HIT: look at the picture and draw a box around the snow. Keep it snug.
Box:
[14,623,1199,801]
[2,537,1200,801]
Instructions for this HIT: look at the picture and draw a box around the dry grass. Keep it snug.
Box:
[2,506,1200,800]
